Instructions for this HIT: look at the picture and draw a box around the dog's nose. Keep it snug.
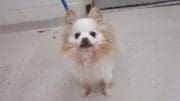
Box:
[81,38,89,44]
[80,38,92,48]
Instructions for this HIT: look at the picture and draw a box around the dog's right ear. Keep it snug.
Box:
[88,7,103,24]
[65,10,78,25]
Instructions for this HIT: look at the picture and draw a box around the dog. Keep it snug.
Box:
[61,7,116,96]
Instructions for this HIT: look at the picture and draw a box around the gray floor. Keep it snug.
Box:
[0,5,180,101]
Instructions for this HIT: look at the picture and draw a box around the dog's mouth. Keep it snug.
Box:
[80,43,93,48]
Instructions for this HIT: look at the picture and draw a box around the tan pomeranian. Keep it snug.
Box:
[61,7,116,96]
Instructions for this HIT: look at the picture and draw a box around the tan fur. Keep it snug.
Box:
[61,26,73,54]
[95,21,115,57]
[61,11,114,61]
[61,24,114,64]
[65,10,78,25]
[60,7,116,96]
[61,10,77,54]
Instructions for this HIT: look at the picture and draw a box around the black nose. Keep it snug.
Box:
[81,38,89,44]
[80,38,93,48]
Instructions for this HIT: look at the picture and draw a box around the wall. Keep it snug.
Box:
[94,0,177,9]
[0,0,85,25]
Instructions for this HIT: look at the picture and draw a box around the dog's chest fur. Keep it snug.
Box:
[74,48,97,67]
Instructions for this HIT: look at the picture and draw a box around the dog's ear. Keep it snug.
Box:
[65,10,78,25]
[88,7,103,23]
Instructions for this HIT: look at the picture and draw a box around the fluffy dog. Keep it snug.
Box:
[61,7,116,96]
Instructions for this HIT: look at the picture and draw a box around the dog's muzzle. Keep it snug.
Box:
[80,38,93,48]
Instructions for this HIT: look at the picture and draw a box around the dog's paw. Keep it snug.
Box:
[100,81,112,96]
[101,87,111,96]
[81,88,91,97]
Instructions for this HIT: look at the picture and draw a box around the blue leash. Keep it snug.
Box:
[61,0,69,11]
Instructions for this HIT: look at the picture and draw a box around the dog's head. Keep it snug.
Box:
[66,17,102,49]
[61,7,113,56]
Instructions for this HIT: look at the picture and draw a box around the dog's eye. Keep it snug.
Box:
[90,31,96,38]
[74,32,80,39]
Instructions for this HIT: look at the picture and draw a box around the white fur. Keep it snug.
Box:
[68,18,104,49]
[74,18,97,32]
[67,18,114,86]
[62,7,115,96]
[74,52,114,85]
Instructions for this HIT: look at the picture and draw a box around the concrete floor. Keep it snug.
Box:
[0,5,180,101]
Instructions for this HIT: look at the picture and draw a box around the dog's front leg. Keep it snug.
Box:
[81,81,91,97]
[75,65,91,97]
[100,65,113,96]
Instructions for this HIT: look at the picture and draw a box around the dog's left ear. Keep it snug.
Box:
[88,7,103,24]
[65,10,78,25]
